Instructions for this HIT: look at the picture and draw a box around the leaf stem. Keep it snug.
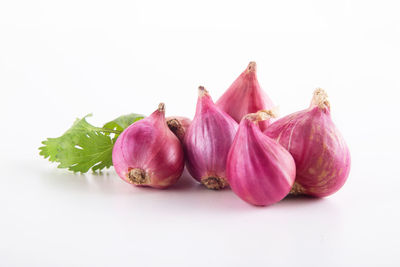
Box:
[95,127,122,134]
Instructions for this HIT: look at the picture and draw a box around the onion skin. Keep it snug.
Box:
[264,89,351,197]
[216,62,274,131]
[166,116,191,142]
[183,86,238,190]
[112,103,184,189]
[227,111,296,206]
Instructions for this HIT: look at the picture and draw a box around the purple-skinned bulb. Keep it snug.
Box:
[112,103,184,189]
[183,86,238,190]
[227,110,296,206]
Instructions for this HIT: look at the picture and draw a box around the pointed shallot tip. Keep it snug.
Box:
[166,118,181,132]
[244,109,276,123]
[158,103,165,112]
[243,113,259,122]
[166,118,184,140]
[247,61,257,73]
[312,88,330,109]
[258,109,277,119]
[314,88,328,98]
[198,86,209,97]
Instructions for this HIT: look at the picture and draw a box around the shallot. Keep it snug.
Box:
[112,103,184,189]
[227,111,296,206]
[264,89,351,197]
[216,62,275,130]
[183,86,238,190]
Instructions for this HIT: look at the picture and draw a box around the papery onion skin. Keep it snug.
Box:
[112,103,184,189]
[264,89,351,197]
[183,86,238,190]
[216,62,275,131]
[227,111,296,206]
[166,116,191,142]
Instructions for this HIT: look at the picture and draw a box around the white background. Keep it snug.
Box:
[1,0,400,266]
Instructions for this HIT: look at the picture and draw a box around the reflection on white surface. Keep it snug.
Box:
[1,144,398,267]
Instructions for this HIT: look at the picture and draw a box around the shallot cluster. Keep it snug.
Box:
[112,62,351,206]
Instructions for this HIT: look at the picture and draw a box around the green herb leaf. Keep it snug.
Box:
[39,113,144,173]
[103,113,144,138]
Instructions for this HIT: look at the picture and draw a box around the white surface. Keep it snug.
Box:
[1,0,400,266]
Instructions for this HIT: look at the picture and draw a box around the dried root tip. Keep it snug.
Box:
[201,176,228,190]
[289,182,306,195]
[158,103,165,113]
[198,86,209,97]
[167,118,184,140]
[247,61,257,73]
[127,168,150,185]
[311,88,330,110]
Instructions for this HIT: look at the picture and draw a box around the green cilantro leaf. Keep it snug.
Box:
[103,113,144,141]
[39,113,144,173]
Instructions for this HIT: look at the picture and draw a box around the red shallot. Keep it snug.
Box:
[112,103,184,189]
[264,89,351,197]
[216,62,275,130]
[227,111,296,206]
[183,86,238,190]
